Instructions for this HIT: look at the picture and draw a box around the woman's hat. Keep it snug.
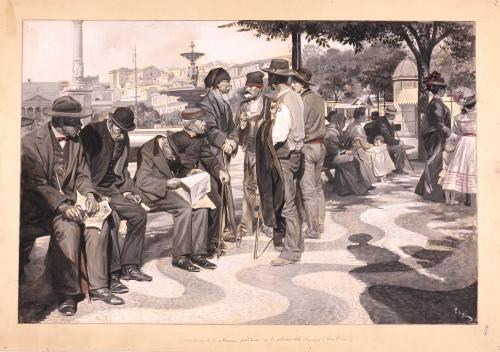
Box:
[261,59,295,77]
[453,87,476,106]
[291,67,316,85]
[424,71,447,90]
[43,96,92,118]
[109,107,136,132]
[204,67,231,88]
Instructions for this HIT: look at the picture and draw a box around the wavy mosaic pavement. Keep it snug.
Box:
[19,153,477,324]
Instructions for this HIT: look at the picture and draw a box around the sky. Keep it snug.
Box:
[22,21,298,82]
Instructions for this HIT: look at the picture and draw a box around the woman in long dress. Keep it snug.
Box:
[441,88,476,206]
[343,107,378,186]
[415,71,451,202]
[323,111,371,196]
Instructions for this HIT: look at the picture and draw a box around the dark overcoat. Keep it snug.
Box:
[80,120,134,193]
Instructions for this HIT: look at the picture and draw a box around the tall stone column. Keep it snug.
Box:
[71,20,85,89]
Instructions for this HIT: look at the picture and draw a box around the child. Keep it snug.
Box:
[371,135,396,182]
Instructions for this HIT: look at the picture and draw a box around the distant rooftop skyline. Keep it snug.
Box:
[23,21,294,82]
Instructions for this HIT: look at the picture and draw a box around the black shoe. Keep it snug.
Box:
[394,169,409,175]
[90,288,125,305]
[121,265,152,282]
[208,242,226,257]
[368,186,376,191]
[110,272,129,294]
[191,255,217,270]
[58,296,77,316]
[172,256,200,272]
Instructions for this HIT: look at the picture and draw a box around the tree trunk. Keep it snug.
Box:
[416,57,431,160]
[291,30,302,70]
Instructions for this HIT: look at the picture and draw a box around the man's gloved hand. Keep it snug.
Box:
[124,192,142,205]
[223,139,237,155]
[166,178,183,189]
[187,168,205,176]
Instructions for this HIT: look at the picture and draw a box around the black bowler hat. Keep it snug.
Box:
[43,96,92,118]
[109,107,136,132]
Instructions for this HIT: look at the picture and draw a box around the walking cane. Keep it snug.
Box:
[217,181,226,260]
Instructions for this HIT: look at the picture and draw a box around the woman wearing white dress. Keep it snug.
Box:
[441,87,476,206]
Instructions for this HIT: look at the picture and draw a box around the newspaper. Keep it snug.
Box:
[177,171,215,209]
[76,192,113,230]
[140,171,215,212]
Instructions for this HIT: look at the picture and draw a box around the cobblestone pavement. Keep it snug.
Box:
[19,151,477,324]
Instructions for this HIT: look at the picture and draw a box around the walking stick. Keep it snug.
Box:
[217,181,226,260]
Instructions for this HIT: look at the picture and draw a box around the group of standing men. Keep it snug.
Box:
[19,58,328,317]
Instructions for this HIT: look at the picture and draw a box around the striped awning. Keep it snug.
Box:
[397,88,418,105]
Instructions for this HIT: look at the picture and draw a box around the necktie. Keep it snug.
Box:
[56,136,70,142]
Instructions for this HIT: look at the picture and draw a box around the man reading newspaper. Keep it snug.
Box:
[134,107,229,272]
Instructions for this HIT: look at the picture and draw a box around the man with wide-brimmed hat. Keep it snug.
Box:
[259,59,305,266]
[371,105,407,174]
[290,67,326,239]
[198,67,238,245]
[20,96,123,317]
[81,107,151,295]
[134,107,228,271]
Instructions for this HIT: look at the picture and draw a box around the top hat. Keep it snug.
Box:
[370,111,380,120]
[109,107,136,132]
[291,67,316,86]
[43,96,92,118]
[261,59,295,77]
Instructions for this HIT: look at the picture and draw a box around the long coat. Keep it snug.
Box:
[197,90,238,159]
[134,132,222,204]
[80,119,134,193]
[197,90,238,235]
[255,96,285,230]
[415,97,451,201]
[20,123,96,233]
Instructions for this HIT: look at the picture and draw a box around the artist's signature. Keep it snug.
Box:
[454,307,474,323]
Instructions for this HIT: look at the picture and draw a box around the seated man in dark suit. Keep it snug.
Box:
[134,107,229,272]
[81,107,151,296]
[20,96,123,317]
[372,106,407,174]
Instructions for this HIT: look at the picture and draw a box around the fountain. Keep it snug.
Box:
[158,41,207,107]
[128,42,207,160]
